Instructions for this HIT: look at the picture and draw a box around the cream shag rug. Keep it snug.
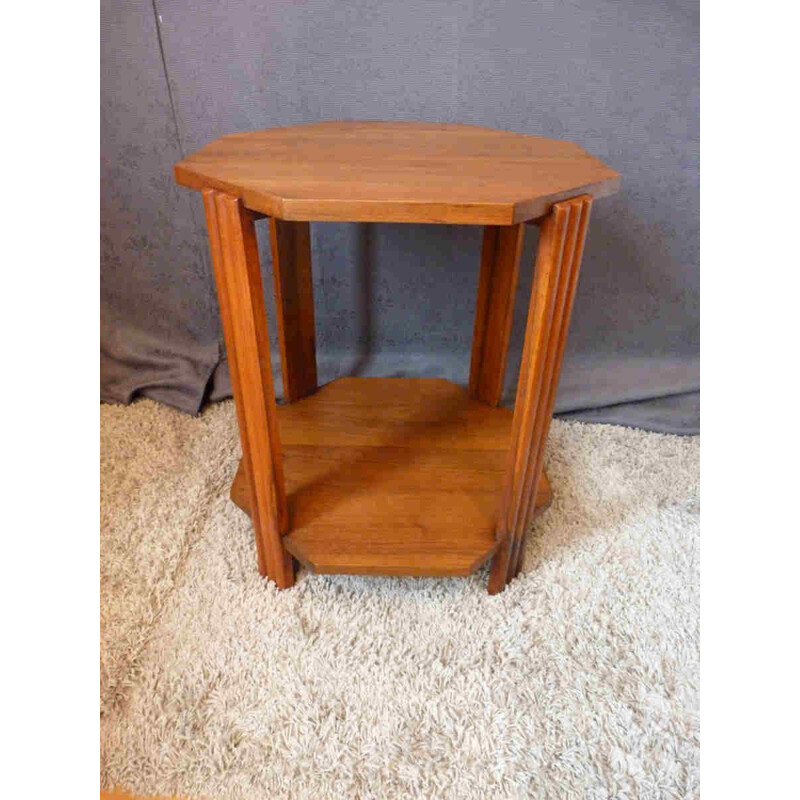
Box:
[101,398,699,799]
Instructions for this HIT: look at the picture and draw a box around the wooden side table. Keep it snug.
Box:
[174,121,619,594]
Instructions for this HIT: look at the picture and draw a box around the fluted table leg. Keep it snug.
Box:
[269,218,317,403]
[469,224,525,407]
[203,189,294,588]
[488,195,593,594]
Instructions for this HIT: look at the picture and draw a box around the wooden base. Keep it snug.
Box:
[194,185,594,592]
[231,377,552,577]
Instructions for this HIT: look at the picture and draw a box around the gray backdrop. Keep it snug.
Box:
[101,0,699,434]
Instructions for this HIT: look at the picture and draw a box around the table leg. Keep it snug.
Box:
[269,219,318,402]
[488,195,593,594]
[469,224,525,406]
[203,189,294,588]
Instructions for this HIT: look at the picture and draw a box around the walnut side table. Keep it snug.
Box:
[174,121,619,594]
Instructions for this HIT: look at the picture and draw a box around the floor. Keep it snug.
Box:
[101,397,700,799]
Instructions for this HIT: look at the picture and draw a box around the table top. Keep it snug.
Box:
[174,121,619,225]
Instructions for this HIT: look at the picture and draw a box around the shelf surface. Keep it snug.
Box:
[231,377,552,577]
[175,121,620,224]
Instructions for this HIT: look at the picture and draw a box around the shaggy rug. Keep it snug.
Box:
[100,398,699,799]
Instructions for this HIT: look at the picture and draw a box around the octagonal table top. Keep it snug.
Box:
[174,121,619,225]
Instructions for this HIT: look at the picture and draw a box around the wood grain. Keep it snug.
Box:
[175,122,620,225]
[469,224,525,406]
[229,378,552,577]
[179,132,614,591]
[488,195,593,594]
[269,218,317,402]
[203,189,294,588]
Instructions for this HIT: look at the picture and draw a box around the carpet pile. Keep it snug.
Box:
[100,398,699,799]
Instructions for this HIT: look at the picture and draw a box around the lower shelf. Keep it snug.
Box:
[231,377,552,577]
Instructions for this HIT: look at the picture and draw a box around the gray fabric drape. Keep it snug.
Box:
[101,0,699,433]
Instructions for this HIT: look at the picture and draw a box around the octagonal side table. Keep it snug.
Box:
[174,121,620,594]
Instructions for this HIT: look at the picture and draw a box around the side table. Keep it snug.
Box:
[174,121,620,594]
